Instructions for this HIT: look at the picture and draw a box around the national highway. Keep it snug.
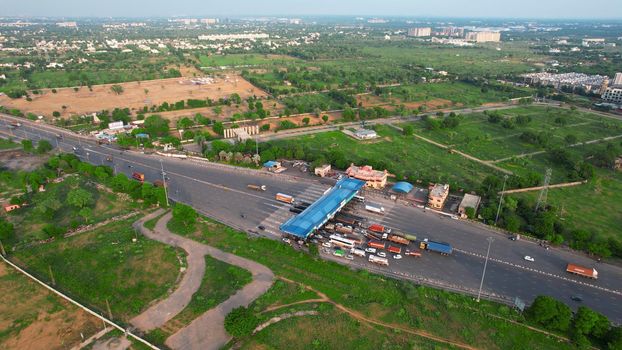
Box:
[1,113,621,323]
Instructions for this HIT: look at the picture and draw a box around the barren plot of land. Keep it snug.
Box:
[0,75,267,118]
[158,99,286,124]
[0,261,101,350]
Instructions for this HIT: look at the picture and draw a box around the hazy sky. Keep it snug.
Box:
[4,0,622,19]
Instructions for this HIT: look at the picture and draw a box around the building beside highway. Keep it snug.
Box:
[428,183,449,209]
[345,164,388,189]
[458,193,481,218]
[314,164,332,177]
[353,128,378,140]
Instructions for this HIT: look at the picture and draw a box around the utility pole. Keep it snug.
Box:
[48,265,56,286]
[494,174,508,225]
[160,159,170,207]
[106,299,113,320]
[0,239,6,256]
[476,237,494,302]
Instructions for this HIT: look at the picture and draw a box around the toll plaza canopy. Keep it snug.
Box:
[280,177,365,239]
[391,181,414,194]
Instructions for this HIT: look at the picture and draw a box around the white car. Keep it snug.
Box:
[322,242,332,248]
[393,254,403,260]
[282,238,291,244]
[365,247,377,254]
[377,251,387,258]
[524,255,535,262]
[345,255,354,261]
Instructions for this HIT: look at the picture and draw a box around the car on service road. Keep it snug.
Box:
[345,255,354,261]
[377,251,387,258]
[322,242,332,248]
[524,255,535,262]
[393,254,402,260]
[365,247,377,254]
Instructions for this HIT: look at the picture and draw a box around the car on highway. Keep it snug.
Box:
[322,242,332,248]
[365,247,377,254]
[393,254,403,260]
[258,225,266,231]
[571,295,583,302]
[524,255,535,262]
[377,251,387,258]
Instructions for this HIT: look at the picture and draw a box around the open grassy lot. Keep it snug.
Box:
[199,54,297,68]
[406,106,622,162]
[12,218,181,322]
[382,82,532,108]
[0,261,101,350]
[267,125,497,190]
[154,255,252,339]
[511,169,622,241]
[179,217,574,350]
[0,138,19,150]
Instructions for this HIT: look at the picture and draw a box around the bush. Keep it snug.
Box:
[224,307,258,337]
[260,124,270,131]
[526,295,572,332]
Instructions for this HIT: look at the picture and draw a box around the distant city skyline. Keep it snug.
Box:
[3,0,622,19]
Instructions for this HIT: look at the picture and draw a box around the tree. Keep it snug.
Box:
[322,115,329,123]
[402,125,414,136]
[212,106,223,116]
[144,115,170,137]
[573,306,610,341]
[177,117,194,130]
[36,140,53,154]
[565,134,578,145]
[52,111,61,118]
[464,207,475,219]
[302,117,310,126]
[172,203,197,227]
[78,207,93,223]
[0,218,15,241]
[21,139,33,153]
[110,84,124,95]
[213,122,224,136]
[35,197,62,219]
[224,306,258,337]
[526,295,573,332]
[67,188,93,208]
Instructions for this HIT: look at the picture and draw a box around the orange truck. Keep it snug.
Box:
[388,245,402,254]
[566,263,598,279]
[276,193,295,204]
[367,241,386,250]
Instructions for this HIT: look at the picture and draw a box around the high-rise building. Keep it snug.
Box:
[612,72,622,87]
[602,88,622,104]
[408,27,432,37]
[465,31,501,43]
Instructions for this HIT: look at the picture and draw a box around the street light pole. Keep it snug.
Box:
[494,174,508,225]
[160,160,170,207]
[477,237,494,302]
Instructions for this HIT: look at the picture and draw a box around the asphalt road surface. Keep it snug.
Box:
[1,114,621,323]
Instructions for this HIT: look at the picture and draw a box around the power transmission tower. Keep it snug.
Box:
[535,168,552,212]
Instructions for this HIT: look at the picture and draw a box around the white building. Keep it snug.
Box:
[602,88,622,104]
[612,73,622,87]
[408,27,432,37]
[466,31,501,43]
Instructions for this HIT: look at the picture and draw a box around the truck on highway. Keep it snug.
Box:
[388,245,402,254]
[367,241,386,250]
[365,203,385,214]
[368,224,391,234]
[419,239,452,256]
[335,225,354,235]
[369,255,389,266]
[247,184,267,191]
[276,193,295,204]
[334,215,356,226]
[365,231,383,241]
[566,263,598,279]
[351,248,366,257]
[132,172,145,182]
[388,235,410,246]
[405,250,422,258]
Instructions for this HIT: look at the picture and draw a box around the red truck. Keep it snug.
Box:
[566,263,598,279]
[368,224,391,234]
[132,172,145,182]
[405,250,422,258]
[388,245,402,254]
[367,241,386,250]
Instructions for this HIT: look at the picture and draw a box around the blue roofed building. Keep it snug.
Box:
[391,181,414,194]
[280,178,365,239]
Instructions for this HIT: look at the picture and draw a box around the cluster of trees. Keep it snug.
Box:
[21,139,53,154]
[207,139,261,166]
[486,110,532,129]
[145,93,244,114]
[527,295,621,349]
[422,112,462,130]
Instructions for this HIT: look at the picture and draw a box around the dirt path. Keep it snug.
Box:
[277,276,478,350]
[130,210,274,350]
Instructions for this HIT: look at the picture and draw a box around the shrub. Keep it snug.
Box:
[224,307,258,337]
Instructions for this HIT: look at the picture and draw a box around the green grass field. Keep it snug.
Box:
[199,54,296,67]
[0,138,19,150]
[12,218,181,321]
[180,217,574,350]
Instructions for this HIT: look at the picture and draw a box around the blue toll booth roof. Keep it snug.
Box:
[280,178,365,239]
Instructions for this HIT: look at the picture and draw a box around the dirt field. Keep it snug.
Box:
[0,75,267,119]
[0,150,48,172]
[159,98,286,125]
[0,261,101,350]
